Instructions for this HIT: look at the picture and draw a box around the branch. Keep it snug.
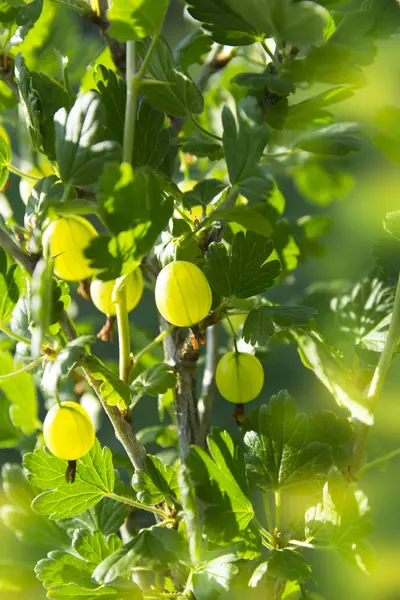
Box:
[0,226,146,471]
[161,318,200,459]
[351,273,400,475]
[198,324,219,446]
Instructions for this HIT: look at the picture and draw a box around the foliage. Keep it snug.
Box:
[0,0,399,599]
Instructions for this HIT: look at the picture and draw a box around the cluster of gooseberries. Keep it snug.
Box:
[42,217,264,466]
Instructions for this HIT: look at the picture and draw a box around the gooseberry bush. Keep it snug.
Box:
[0,0,400,599]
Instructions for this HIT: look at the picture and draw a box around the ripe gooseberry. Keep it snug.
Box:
[155,261,212,327]
[42,216,98,281]
[43,401,95,461]
[90,269,143,316]
[216,351,264,404]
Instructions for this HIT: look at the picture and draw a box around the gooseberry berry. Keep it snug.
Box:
[216,351,264,404]
[155,261,212,327]
[90,269,143,316]
[43,401,95,461]
[42,216,98,281]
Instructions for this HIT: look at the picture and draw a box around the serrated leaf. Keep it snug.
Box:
[207,206,272,236]
[130,363,177,399]
[41,336,94,398]
[0,260,26,324]
[137,37,204,117]
[183,179,226,208]
[132,454,179,506]
[94,66,126,145]
[85,355,131,408]
[178,137,224,160]
[186,428,255,545]
[176,30,213,72]
[266,305,318,328]
[204,231,281,299]
[0,136,10,189]
[244,392,333,492]
[133,100,170,169]
[108,0,168,42]
[0,351,38,435]
[250,550,311,587]
[242,308,275,345]
[23,439,115,519]
[55,91,121,186]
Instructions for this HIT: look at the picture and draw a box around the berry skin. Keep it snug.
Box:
[43,401,95,461]
[155,261,212,327]
[90,269,143,316]
[42,216,98,281]
[216,352,264,404]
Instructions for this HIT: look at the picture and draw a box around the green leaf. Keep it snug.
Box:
[186,428,255,545]
[85,355,131,407]
[244,391,333,492]
[0,257,26,324]
[250,551,312,587]
[308,411,353,448]
[137,37,204,117]
[242,308,275,346]
[0,463,70,551]
[130,363,177,399]
[94,66,126,145]
[178,137,224,160]
[137,424,178,448]
[384,210,400,240]
[330,277,394,352]
[15,54,69,159]
[297,334,374,425]
[35,528,131,599]
[85,163,173,280]
[55,91,121,186]
[204,231,281,299]
[295,122,362,155]
[95,527,187,582]
[183,179,226,208]
[206,206,272,236]
[64,491,129,536]
[265,305,318,328]
[132,454,179,506]
[0,397,21,448]
[187,0,330,46]
[286,86,354,131]
[305,471,373,572]
[0,136,10,189]
[176,30,213,72]
[291,162,353,205]
[232,71,294,95]
[222,102,268,189]
[133,100,170,169]
[25,176,73,231]
[0,351,38,435]
[41,336,94,398]
[23,439,115,519]
[108,0,168,42]
[192,553,239,600]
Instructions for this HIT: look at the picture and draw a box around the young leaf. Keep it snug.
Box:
[0,351,38,435]
[55,91,121,186]
[108,0,169,42]
[204,231,281,299]
[132,454,179,506]
[130,363,177,399]
[23,439,115,519]
[85,355,131,407]
[0,136,10,189]
[244,391,333,492]
[186,428,255,545]
[137,37,204,117]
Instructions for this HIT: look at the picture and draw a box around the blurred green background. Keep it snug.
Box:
[1,2,400,599]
